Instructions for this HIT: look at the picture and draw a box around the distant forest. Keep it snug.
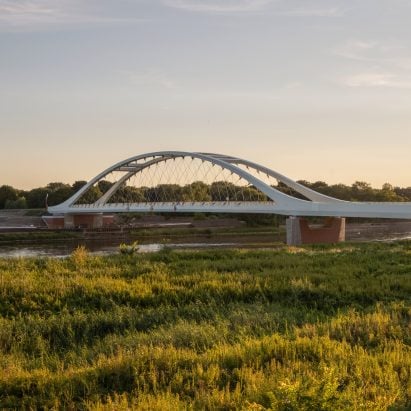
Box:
[1,179,411,209]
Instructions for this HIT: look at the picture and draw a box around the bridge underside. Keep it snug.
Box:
[45,151,411,244]
[43,212,345,245]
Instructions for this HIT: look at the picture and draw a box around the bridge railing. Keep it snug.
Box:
[69,200,275,209]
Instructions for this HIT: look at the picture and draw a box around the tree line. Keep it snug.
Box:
[0,179,411,209]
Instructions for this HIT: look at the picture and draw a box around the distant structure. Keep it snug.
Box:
[45,151,411,244]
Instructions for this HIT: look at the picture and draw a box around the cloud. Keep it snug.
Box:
[0,0,60,25]
[0,1,54,15]
[334,39,411,89]
[333,39,411,69]
[163,0,273,13]
[164,0,348,17]
[0,0,148,32]
[343,72,411,89]
[334,40,391,62]
[278,6,345,17]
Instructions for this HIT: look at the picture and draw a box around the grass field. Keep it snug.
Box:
[0,242,410,410]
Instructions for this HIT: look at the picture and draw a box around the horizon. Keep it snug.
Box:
[6,170,411,192]
[1,0,411,189]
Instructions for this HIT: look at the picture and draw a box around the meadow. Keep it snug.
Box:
[0,242,410,410]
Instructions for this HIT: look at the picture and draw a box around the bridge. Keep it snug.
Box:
[45,151,411,244]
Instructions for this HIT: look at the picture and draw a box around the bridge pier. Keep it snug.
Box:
[286,217,346,245]
[43,214,115,229]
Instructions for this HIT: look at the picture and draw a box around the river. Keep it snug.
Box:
[1,233,411,258]
[0,237,256,258]
[1,220,411,258]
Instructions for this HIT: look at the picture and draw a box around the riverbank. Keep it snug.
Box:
[1,210,411,251]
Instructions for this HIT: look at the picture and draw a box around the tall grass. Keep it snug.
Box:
[0,242,410,409]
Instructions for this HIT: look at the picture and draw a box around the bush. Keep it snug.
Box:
[71,245,89,267]
[119,241,139,255]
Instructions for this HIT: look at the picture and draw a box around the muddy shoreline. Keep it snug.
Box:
[345,221,411,241]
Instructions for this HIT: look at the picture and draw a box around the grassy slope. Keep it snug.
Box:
[0,243,410,410]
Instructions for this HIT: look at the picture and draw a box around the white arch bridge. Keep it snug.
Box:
[48,151,411,218]
[46,151,411,243]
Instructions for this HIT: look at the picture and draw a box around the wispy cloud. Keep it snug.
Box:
[343,72,411,89]
[163,0,273,13]
[0,0,60,26]
[334,39,411,89]
[0,1,55,15]
[278,6,345,17]
[343,72,411,90]
[333,39,411,69]
[334,40,396,62]
[0,0,148,32]
[164,0,348,17]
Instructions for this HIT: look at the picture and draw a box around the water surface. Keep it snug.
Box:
[0,240,239,258]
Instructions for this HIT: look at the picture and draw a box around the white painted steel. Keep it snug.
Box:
[48,151,411,219]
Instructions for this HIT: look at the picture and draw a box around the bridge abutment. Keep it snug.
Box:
[286,217,346,245]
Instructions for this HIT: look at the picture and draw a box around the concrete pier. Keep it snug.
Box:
[286,217,346,245]
[43,214,115,229]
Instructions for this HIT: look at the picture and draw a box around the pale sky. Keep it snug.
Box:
[1,0,411,189]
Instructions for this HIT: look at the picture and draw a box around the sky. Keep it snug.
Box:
[1,0,411,189]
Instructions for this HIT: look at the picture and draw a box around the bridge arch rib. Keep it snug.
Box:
[47,151,411,219]
[201,153,345,204]
[49,151,311,213]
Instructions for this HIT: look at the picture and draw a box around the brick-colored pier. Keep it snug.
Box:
[286,217,346,245]
[43,214,115,229]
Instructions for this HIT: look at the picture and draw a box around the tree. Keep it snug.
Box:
[351,181,375,201]
[97,180,114,194]
[5,197,27,209]
[71,181,88,193]
[76,185,102,204]
[377,183,405,202]
[46,182,73,206]
[310,181,329,191]
[328,184,352,201]
[0,185,18,209]
[110,186,145,203]
[210,181,237,201]
[26,187,48,209]
[237,186,267,201]
[144,184,183,202]
[71,181,105,204]
[394,186,411,201]
[182,181,211,201]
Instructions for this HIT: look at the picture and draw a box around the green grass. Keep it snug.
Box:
[0,242,410,410]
